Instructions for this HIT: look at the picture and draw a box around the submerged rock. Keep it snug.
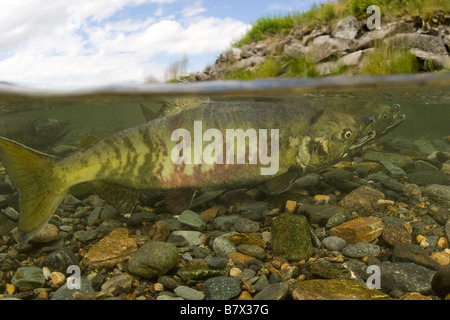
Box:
[271,214,313,261]
[291,279,390,300]
[330,217,383,245]
[127,241,178,279]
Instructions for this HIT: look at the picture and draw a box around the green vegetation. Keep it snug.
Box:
[233,15,294,48]
[362,45,419,75]
[234,0,450,48]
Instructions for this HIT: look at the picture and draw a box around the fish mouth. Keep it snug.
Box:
[381,113,406,135]
[349,130,376,150]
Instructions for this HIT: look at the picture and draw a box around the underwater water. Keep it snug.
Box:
[0,73,449,301]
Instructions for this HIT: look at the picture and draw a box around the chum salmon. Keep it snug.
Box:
[0,100,404,246]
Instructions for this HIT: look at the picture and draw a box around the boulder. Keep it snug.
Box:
[332,16,361,40]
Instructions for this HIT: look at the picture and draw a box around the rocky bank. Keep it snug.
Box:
[190,11,450,80]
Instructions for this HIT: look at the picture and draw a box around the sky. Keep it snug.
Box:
[0,0,325,89]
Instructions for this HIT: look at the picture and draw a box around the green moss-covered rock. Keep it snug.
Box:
[177,266,229,281]
[272,214,313,261]
[291,279,390,300]
[127,241,178,279]
[308,260,352,279]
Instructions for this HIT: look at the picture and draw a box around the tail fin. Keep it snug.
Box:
[0,137,67,247]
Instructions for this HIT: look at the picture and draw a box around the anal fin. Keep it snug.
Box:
[162,188,197,215]
[90,181,139,214]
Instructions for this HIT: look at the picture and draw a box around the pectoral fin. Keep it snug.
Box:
[262,167,304,195]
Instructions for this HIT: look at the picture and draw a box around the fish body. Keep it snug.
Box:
[0,117,71,150]
[0,101,391,246]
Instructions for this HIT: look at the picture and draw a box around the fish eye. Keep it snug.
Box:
[342,129,352,139]
[382,113,389,119]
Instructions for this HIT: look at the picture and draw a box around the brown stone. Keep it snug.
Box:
[329,217,383,245]
[30,224,60,243]
[382,223,412,246]
[227,252,255,266]
[399,292,432,300]
[429,251,450,266]
[152,220,170,241]
[393,243,441,270]
[82,227,137,269]
[339,186,385,216]
[228,233,266,247]
[199,207,219,223]
[290,279,390,300]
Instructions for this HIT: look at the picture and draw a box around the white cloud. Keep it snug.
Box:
[0,0,248,89]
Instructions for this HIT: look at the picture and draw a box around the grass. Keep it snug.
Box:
[224,57,283,80]
[212,0,450,81]
[362,45,419,75]
[233,0,450,48]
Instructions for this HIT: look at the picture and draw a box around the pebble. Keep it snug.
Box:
[203,276,241,300]
[414,160,439,171]
[170,230,205,246]
[205,257,229,269]
[50,272,66,287]
[30,223,60,243]
[381,223,412,246]
[431,267,450,298]
[424,184,450,207]
[44,249,79,273]
[174,286,205,300]
[11,267,46,289]
[213,232,237,257]
[322,236,347,251]
[214,215,240,230]
[234,218,260,233]
[152,220,171,241]
[74,229,99,242]
[1,207,19,222]
[82,228,137,269]
[127,211,156,226]
[271,214,313,261]
[127,241,178,279]
[342,242,380,258]
[177,210,206,231]
[413,139,436,155]
[338,186,385,216]
[380,160,407,178]
[100,274,132,294]
[291,279,390,300]
[329,217,384,245]
[199,207,219,222]
[51,278,94,300]
[177,266,229,281]
[284,200,297,213]
[253,282,288,300]
[407,171,449,186]
[379,262,435,294]
[429,251,450,266]
[87,207,102,226]
[308,260,352,279]
[236,244,266,259]
[100,205,118,220]
[299,204,344,226]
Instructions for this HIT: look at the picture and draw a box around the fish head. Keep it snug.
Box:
[359,102,406,138]
[296,110,375,170]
